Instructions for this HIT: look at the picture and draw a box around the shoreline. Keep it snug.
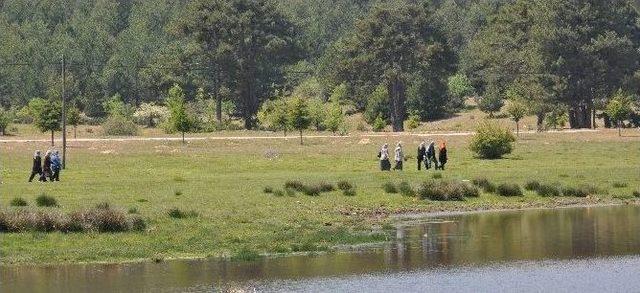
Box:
[3,200,638,268]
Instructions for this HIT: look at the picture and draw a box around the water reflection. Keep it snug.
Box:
[2,205,640,292]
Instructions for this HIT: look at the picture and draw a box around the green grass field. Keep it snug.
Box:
[1,129,639,265]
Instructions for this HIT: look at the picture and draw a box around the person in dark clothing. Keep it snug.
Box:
[426,141,437,170]
[438,142,448,170]
[28,150,44,182]
[417,142,426,170]
[42,150,52,182]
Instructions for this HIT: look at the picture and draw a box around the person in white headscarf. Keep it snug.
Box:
[393,142,404,171]
[29,150,44,182]
[417,141,426,170]
[378,143,391,171]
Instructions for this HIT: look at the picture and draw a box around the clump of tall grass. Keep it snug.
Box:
[0,205,145,233]
[432,173,443,179]
[535,184,562,197]
[35,194,58,207]
[282,180,335,196]
[382,182,398,194]
[168,208,198,219]
[284,180,305,192]
[562,185,598,198]
[263,186,274,194]
[633,190,640,198]
[472,177,496,193]
[231,247,262,261]
[417,180,479,201]
[317,182,335,193]
[612,182,628,188]
[524,180,541,191]
[398,181,415,197]
[10,198,28,207]
[337,180,356,196]
[496,183,523,197]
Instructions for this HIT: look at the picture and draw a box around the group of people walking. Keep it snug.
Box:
[29,150,62,182]
[378,141,448,171]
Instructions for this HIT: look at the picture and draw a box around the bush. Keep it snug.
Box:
[10,198,28,207]
[406,115,420,130]
[633,190,640,198]
[337,180,354,191]
[263,186,274,194]
[562,185,598,198]
[535,184,561,197]
[382,182,398,194]
[496,183,523,197]
[168,208,198,219]
[469,121,516,159]
[417,180,478,201]
[102,116,138,136]
[36,194,58,207]
[472,177,496,193]
[372,115,386,132]
[524,180,541,191]
[398,181,415,197]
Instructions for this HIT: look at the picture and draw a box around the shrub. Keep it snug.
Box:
[263,186,274,194]
[36,194,58,207]
[496,183,523,197]
[343,189,356,196]
[168,208,198,219]
[524,180,541,191]
[372,115,386,132]
[535,184,561,197]
[612,182,628,188]
[398,181,415,197]
[10,198,28,207]
[633,190,640,198]
[469,121,516,159]
[417,180,478,201]
[472,177,496,193]
[284,180,305,192]
[102,116,138,136]
[382,182,398,194]
[406,115,420,130]
[337,180,354,191]
[562,185,598,198]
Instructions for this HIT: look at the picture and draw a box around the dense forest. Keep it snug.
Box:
[1,0,640,133]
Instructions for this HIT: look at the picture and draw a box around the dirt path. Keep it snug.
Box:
[0,129,600,144]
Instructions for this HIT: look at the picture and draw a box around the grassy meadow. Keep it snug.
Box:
[1,128,639,265]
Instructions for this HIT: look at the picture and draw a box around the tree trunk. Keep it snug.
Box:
[51,131,54,146]
[592,107,597,129]
[569,103,592,129]
[603,113,612,128]
[536,112,545,132]
[618,121,622,137]
[182,131,185,144]
[387,76,406,132]
[215,74,222,124]
[74,126,77,139]
[516,121,520,137]
[299,130,303,145]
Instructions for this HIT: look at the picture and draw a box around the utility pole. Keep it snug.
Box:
[61,54,67,169]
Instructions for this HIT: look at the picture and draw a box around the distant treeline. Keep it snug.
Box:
[0,0,639,131]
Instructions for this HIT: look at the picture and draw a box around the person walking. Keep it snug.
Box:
[426,141,437,170]
[28,150,44,182]
[438,141,448,170]
[393,142,404,171]
[51,150,61,182]
[42,150,52,182]
[417,142,426,170]
[379,143,391,171]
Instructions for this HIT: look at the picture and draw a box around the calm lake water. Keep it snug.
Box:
[3,205,640,292]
